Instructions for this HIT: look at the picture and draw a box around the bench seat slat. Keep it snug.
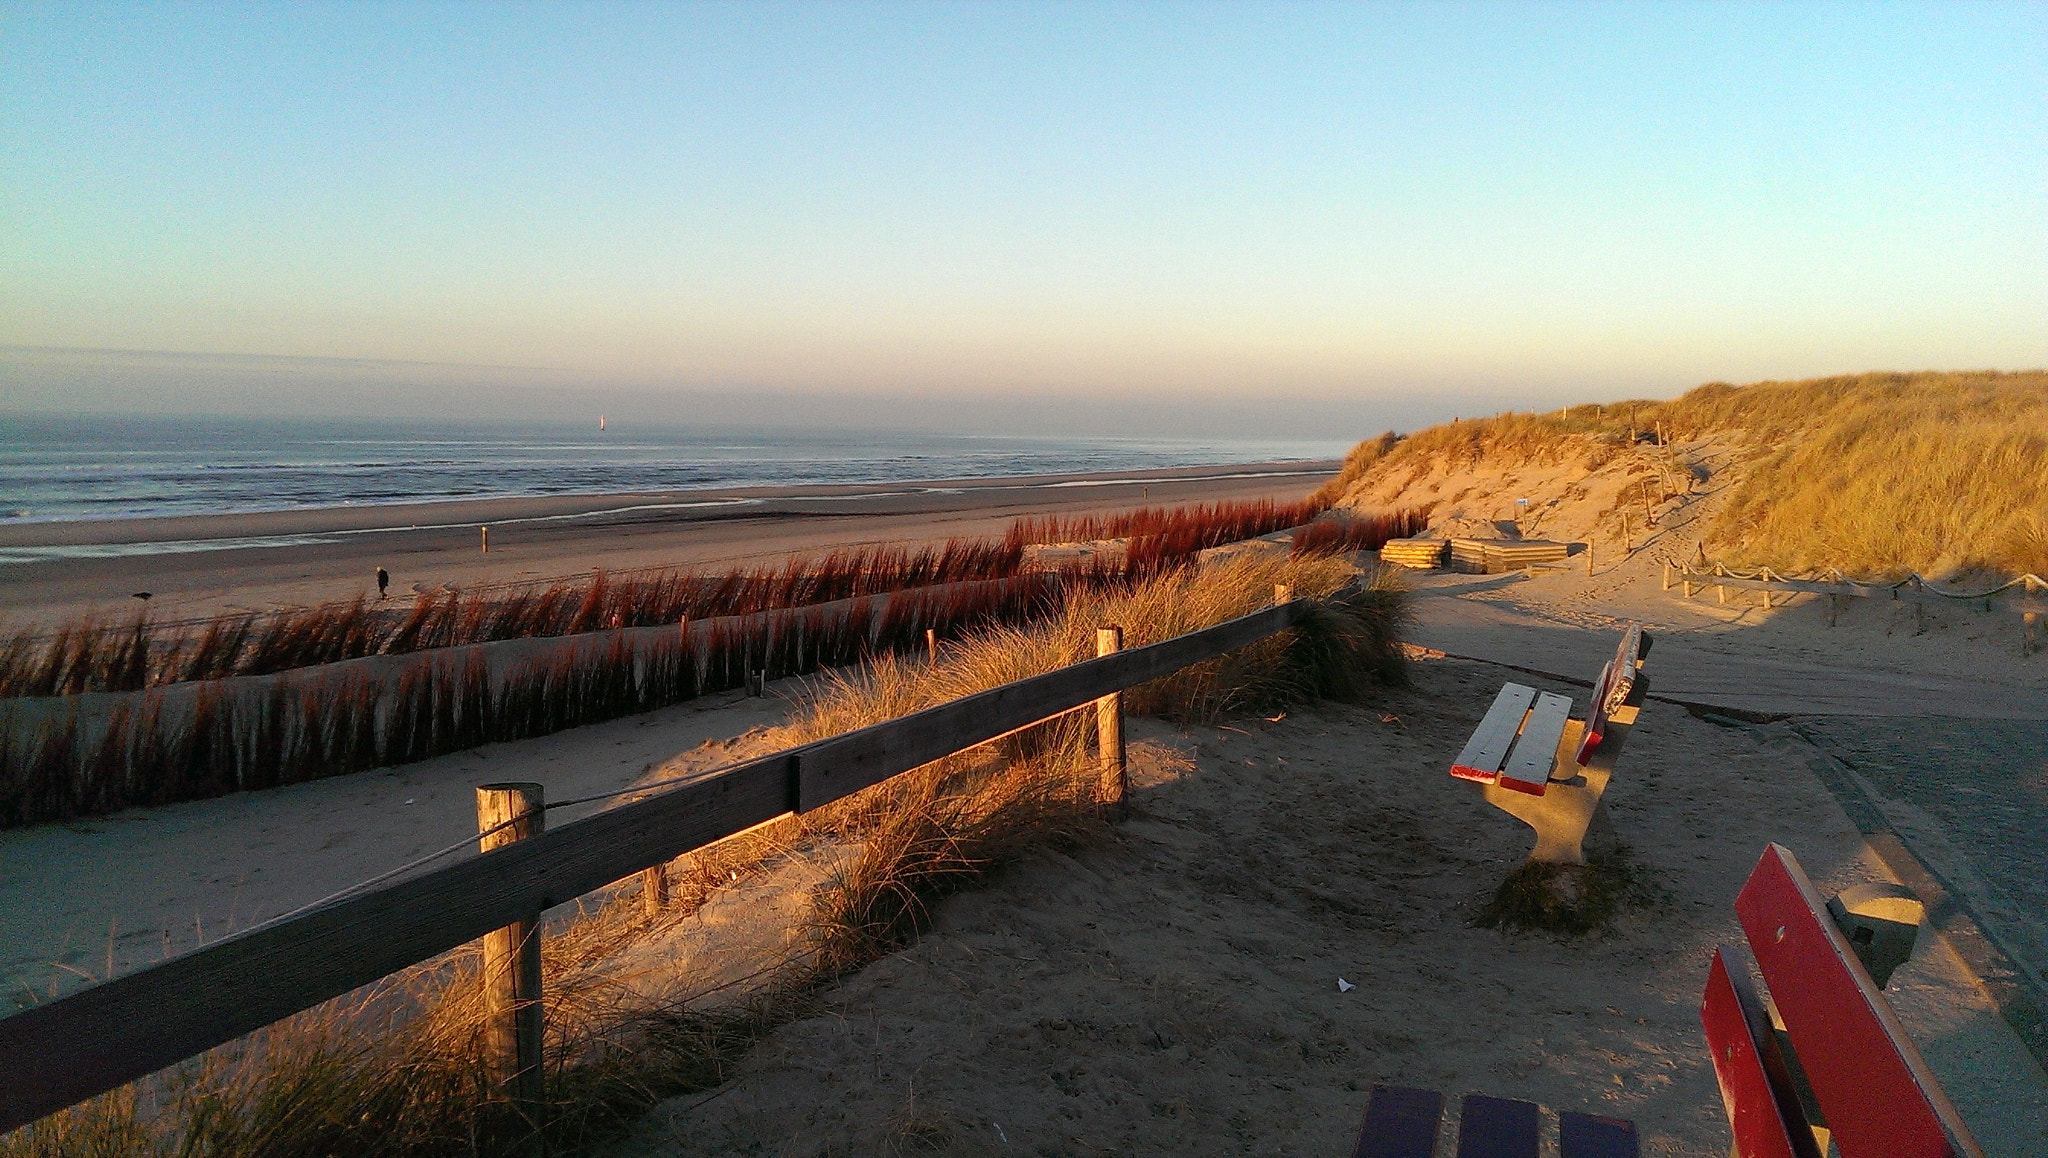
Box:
[1456,1094,1538,1158]
[1734,844,1980,1158]
[1700,946,1818,1158]
[1451,683,1537,783]
[1559,1111,1640,1158]
[1497,691,1571,795]
[1352,1085,1442,1158]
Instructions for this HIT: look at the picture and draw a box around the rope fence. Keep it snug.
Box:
[1664,556,2048,652]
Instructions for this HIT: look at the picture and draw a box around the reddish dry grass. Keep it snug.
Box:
[1289,508,1430,559]
[0,574,1071,829]
[1001,496,1324,552]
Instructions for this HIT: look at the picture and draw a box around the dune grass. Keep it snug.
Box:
[1326,369,2048,579]
[1290,508,1430,560]
[0,576,1067,830]
[2,554,1405,1157]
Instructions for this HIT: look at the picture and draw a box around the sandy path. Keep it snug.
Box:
[0,462,1332,627]
[0,686,796,1014]
[606,666,2048,1157]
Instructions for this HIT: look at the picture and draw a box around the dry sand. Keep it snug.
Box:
[594,678,2044,1157]
[5,451,2046,1154]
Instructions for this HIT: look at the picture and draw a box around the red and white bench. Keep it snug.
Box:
[1350,1084,1637,1157]
[1702,843,1983,1158]
[1447,625,1650,864]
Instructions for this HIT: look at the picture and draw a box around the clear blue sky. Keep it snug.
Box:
[2,1,2042,430]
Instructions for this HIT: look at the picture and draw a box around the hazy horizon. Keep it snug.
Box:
[4,3,2043,426]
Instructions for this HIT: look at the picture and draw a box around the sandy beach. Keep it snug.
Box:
[0,462,1334,628]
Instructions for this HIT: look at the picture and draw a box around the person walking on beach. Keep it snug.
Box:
[376,567,390,599]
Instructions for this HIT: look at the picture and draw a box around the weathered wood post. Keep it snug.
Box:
[476,783,545,1152]
[1095,626,1126,818]
[1662,563,1670,591]
[1621,512,1631,555]
[641,862,667,917]
[1274,584,1293,606]
[1587,542,1595,576]
[926,627,939,663]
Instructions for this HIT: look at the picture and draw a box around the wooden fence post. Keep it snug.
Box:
[1662,563,1670,591]
[480,526,490,554]
[477,783,546,1152]
[926,628,939,663]
[1095,626,1126,818]
[1274,584,1293,606]
[641,863,668,917]
[1587,542,1595,576]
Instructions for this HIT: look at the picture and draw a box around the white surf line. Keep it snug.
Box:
[0,464,1337,563]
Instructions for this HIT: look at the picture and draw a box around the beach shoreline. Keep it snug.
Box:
[0,459,1337,625]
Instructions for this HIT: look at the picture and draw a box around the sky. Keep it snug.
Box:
[1,1,2043,435]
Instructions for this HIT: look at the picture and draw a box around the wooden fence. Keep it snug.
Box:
[0,596,1311,1134]
[1664,562,2048,649]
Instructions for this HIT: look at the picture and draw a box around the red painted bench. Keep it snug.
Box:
[1447,624,1651,864]
[1350,1084,1637,1157]
[1701,844,1984,1158]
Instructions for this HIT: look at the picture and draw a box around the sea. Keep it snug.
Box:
[0,414,1348,527]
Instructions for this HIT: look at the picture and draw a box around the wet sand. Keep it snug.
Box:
[0,460,1334,626]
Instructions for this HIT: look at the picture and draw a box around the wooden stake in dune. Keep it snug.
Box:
[641,862,668,917]
[476,783,545,1152]
[1095,626,1126,818]
[480,526,490,554]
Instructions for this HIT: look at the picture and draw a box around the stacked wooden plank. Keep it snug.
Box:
[1447,538,1572,574]
[1378,538,1447,569]
[1485,539,1571,570]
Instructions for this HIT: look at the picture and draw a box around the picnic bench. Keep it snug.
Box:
[1447,624,1651,864]
[1702,843,1983,1158]
[1351,1084,1638,1157]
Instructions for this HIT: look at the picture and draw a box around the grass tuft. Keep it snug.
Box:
[1472,845,1661,936]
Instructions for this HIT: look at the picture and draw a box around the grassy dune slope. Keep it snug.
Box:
[1331,370,2048,579]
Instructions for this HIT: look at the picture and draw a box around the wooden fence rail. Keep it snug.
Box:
[0,597,1311,1133]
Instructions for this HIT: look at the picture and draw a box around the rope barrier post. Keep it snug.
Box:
[476,783,546,1154]
[1095,626,1126,819]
